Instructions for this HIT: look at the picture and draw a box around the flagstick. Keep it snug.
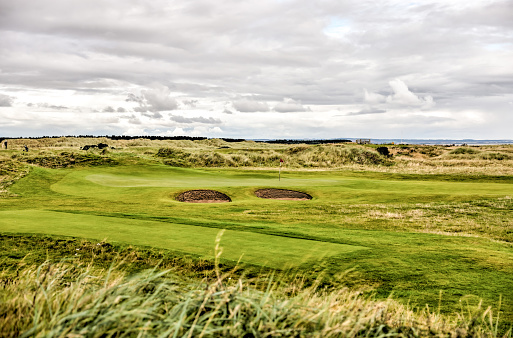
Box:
[279,161,281,181]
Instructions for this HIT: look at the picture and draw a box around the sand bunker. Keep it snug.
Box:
[255,189,312,201]
[176,190,231,203]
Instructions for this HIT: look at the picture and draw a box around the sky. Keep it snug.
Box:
[0,0,512,139]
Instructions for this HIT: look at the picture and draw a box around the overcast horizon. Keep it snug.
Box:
[1,0,512,139]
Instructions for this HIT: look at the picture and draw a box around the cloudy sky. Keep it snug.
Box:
[1,0,512,139]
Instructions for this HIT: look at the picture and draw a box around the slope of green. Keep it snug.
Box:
[0,210,364,268]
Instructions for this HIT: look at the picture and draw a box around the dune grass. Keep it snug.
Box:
[0,236,509,337]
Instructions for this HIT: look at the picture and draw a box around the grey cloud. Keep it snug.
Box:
[102,106,129,113]
[128,118,142,125]
[273,99,310,113]
[233,99,270,112]
[126,93,144,104]
[49,105,68,110]
[181,99,198,108]
[143,86,178,112]
[346,107,387,116]
[0,0,512,138]
[127,86,178,114]
[0,94,14,107]
[142,111,163,119]
[25,102,69,110]
[170,115,221,124]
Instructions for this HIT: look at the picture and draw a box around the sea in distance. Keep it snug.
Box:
[361,139,513,145]
[253,138,513,145]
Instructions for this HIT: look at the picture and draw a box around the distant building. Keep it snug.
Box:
[356,139,371,144]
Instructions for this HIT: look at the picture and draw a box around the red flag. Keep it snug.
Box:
[280,159,284,163]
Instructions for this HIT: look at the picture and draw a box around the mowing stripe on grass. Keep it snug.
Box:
[0,210,366,268]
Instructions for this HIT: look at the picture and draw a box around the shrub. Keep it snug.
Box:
[24,152,117,168]
[376,146,390,157]
[480,152,513,161]
[450,147,479,155]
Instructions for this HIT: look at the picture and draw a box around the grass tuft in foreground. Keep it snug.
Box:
[0,258,510,337]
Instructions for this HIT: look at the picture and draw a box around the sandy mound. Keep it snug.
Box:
[255,188,312,200]
[176,190,231,203]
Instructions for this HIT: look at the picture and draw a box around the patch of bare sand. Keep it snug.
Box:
[255,188,312,200]
[176,190,231,203]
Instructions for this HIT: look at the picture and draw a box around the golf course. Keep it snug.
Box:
[1,137,512,336]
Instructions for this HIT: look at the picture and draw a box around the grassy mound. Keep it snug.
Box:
[0,159,29,197]
[156,144,393,168]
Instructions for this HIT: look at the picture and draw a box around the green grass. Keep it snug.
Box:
[1,143,513,334]
[0,210,364,269]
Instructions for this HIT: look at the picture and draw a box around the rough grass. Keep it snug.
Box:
[3,137,513,174]
[0,159,29,197]
[156,144,392,168]
[1,242,509,337]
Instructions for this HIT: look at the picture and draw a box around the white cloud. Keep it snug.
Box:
[127,85,178,114]
[142,85,178,112]
[0,0,511,139]
[363,89,386,104]
[346,107,387,116]
[233,99,270,112]
[386,79,435,108]
[273,98,310,113]
[170,115,221,124]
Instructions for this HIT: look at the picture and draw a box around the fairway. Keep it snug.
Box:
[0,210,365,268]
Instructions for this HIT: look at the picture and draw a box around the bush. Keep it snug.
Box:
[376,147,390,157]
[24,152,117,168]
[450,147,479,155]
[480,152,513,161]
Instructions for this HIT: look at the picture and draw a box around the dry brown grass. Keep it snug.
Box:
[3,137,513,175]
[1,260,508,337]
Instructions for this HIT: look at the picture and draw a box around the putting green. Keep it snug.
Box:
[0,210,366,268]
[48,166,513,204]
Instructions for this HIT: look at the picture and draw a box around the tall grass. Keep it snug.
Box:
[1,258,509,337]
[0,159,29,197]
[4,137,513,174]
[156,144,392,168]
